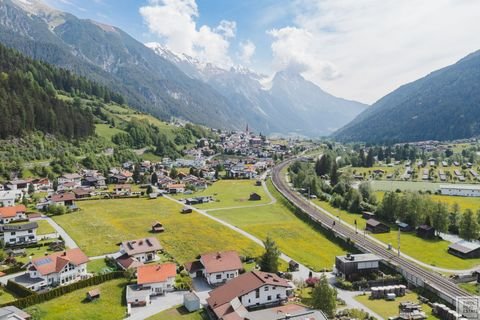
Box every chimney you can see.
[216,252,221,259]
[62,251,67,256]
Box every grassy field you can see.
[315,201,480,270]
[371,180,443,192]
[208,180,347,271]
[459,282,480,294]
[355,292,438,320]
[95,124,125,141]
[147,306,208,320]
[0,287,17,304]
[36,220,56,235]
[173,179,270,209]
[88,259,112,275]
[25,279,127,320]
[53,198,262,263]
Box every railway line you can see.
[271,159,472,307]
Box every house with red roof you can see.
[185,250,243,285]
[207,271,293,319]
[14,248,89,291]
[0,205,27,224]
[126,263,176,307]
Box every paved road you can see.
[42,217,78,249]
[125,291,185,320]
[271,159,471,306]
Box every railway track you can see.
[271,159,472,304]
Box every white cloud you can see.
[139,0,236,67]
[238,40,256,65]
[268,0,480,103]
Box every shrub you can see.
[305,277,319,288]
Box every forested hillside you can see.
[0,43,122,139]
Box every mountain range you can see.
[333,50,480,143]
[0,0,367,137]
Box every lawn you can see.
[459,282,480,295]
[315,201,480,270]
[173,179,270,209]
[147,306,208,320]
[429,194,480,212]
[208,180,347,271]
[0,287,17,304]
[52,198,262,263]
[36,220,56,235]
[355,292,438,320]
[95,124,125,141]
[25,278,127,320]
[88,259,113,275]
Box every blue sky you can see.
[43,0,480,104]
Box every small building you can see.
[184,292,201,312]
[185,250,243,286]
[0,190,18,207]
[362,211,375,220]
[255,180,262,186]
[396,221,414,232]
[416,225,435,239]
[167,184,186,194]
[181,206,192,214]
[0,306,31,320]
[448,240,480,259]
[50,193,76,208]
[151,222,165,233]
[86,289,100,301]
[335,253,382,281]
[114,184,131,196]
[249,193,262,201]
[288,260,299,272]
[0,205,27,224]
[439,184,480,197]
[365,219,390,233]
[72,188,91,199]
[1,222,38,246]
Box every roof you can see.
[366,218,382,227]
[167,184,186,189]
[114,184,131,190]
[51,193,76,202]
[0,306,31,319]
[0,191,17,200]
[1,222,38,232]
[417,224,434,231]
[201,251,243,274]
[449,240,480,254]
[0,205,26,218]
[207,271,291,310]
[440,184,480,191]
[247,304,328,320]
[137,263,176,285]
[337,253,382,263]
[120,237,162,256]
[30,248,88,276]
[115,254,144,270]
[61,173,82,179]
[184,260,204,273]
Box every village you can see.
[0,128,479,320]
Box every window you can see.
[264,286,269,291]
[28,230,33,233]
[255,289,260,298]
[11,232,15,235]
[267,295,272,301]
[216,274,222,279]
[230,273,234,278]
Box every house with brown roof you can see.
[15,248,89,291]
[185,251,243,285]
[115,237,162,270]
[365,219,390,234]
[126,263,176,307]
[206,271,293,319]
[0,205,27,224]
[113,184,132,196]
[166,183,186,194]
[50,193,76,208]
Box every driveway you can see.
[191,278,212,304]
[125,291,185,320]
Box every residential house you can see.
[185,251,243,285]
[116,237,162,269]
[72,188,91,199]
[0,191,19,207]
[14,248,89,291]
[166,184,185,194]
[366,219,390,233]
[448,240,480,259]
[50,193,76,208]
[126,263,176,307]
[0,205,27,224]
[58,173,82,188]
[206,271,293,319]
[32,178,52,192]
[6,179,32,193]
[114,184,132,196]
[335,253,382,281]
[0,222,38,246]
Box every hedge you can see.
[5,280,36,298]
[2,265,24,275]
[2,271,125,309]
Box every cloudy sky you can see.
[44,0,480,104]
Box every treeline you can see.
[0,43,123,139]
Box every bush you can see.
[305,277,319,288]
[5,280,36,298]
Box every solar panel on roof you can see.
[35,258,52,266]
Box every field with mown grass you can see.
[355,292,438,320]
[95,124,125,141]
[173,179,270,209]
[459,282,480,294]
[0,287,17,304]
[53,198,262,262]
[25,278,127,320]
[147,306,208,320]
[208,180,347,271]
[315,201,480,270]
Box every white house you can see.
[166,184,186,194]
[14,248,89,291]
[0,205,27,224]
[0,190,20,207]
[207,271,293,319]
[116,237,162,269]
[58,173,82,188]
[439,184,480,197]
[185,250,243,285]
[0,222,38,246]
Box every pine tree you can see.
[311,274,337,318]
[459,209,480,241]
[330,162,339,186]
[259,237,280,273]
[151,172,158,186]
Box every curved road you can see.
[272,159,472,306]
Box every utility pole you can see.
[397,228,401,257]
[354,219,357,234]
